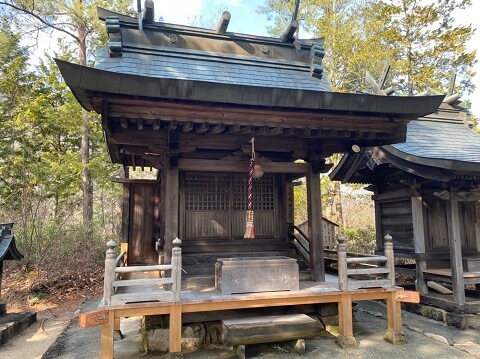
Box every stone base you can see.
[0,302,6,315]
[0,311,37,345]
[383,329,407,344]
[143,322,208,353]
[445,312,480,329]
[335,335,357,348]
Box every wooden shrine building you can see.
[331,99,480,307]
[56,5,445,358]
[56,7,442,280]
[0,223,23,314]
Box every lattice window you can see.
[232,174,275,211]
[185,175,229,211]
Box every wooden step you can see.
[115,265,172,273]
[346,256,387,263]
[113,277,173,288]
[346,268,390,275]
[111,290,174,305]
[347,278,392,290]
[221,314,320,346]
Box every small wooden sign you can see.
[395,290,420,303]
[78,310,110,328]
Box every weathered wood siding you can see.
[459,201,477,250]
[377,199,414,252]
[126,183,160,265]
[424,197,449,250]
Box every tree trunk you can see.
[78,30,93,234]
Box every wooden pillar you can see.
[336,293,356,348]
[306,166,325,282]
[384,291,406,344]
[411,194,428,295]
[446,194,466,305]
[169,304,183,355]
[164,167,179,263]
[100,310,115,359]
[121,184,130,264]
[337,236,348,291]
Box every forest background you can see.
[0,0,477,307]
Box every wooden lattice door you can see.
[183,173,276,240]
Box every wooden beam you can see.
[153,119,161,131]
[137,119,144,130]
[280,19,299,42]
[178,159,309,174]
[110,129,168,146]
[395,290,420,303]
[384,291,406,344]
[240,125,253,134]
[120,116,128,129]
[208,123,225,134]
[307,165,325,282]
[254,126,269,136]
[411,193,428,295]
[169,305,183,354]
[103,97,403,133]
[446,194,466,305]
[182,121,193,132]
[268,127,283,136]
[163,167,179,263]
[336,294,356,347]
[168,120,178,131]
[215,11,231,34]
[228,124,241,134]
[100,310,115,359]
[101,101,113,135]
[195,123,209,134]
[79,310,110,328]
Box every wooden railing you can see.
[102,238,182,306]
[290,225,310,264]
[337,234,395,291]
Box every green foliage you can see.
[341,226,376,254]
[380,0,476,95]
[258,0,476,94]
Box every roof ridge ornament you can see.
[106,16,122,57]
[366,59,394,96]
[310,44,325,79]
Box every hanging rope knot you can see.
[244,138,256,239]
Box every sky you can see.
[153,0,480,118]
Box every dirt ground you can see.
[0,297,83,359]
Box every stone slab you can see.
[0,311,37,345]
[222,314,320,346]
[215,256,299,295]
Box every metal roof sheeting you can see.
[94,47,332,92]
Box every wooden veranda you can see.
[79,236,419,358]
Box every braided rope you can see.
[248,158,254,211]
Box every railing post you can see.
[171,237,182,301]
[384,234,395,287]
[337,236,348,291]
[103,240,117,306]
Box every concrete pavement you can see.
[41,298,480,358]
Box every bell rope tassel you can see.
[244,157,255,239]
